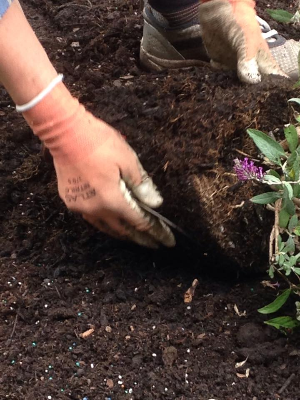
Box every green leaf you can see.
[268,265,275,278]
[287,151,297,168]
[278,254,285,266]
[268,169,281,179]
[293,267,300,275]
[282,182,296,215]
[282,196,295,216]
[294,226,300,236]
[284,125,299,153]
[266,9,294,23]
[247,129,285,166]
[284,262,292,276]
[263,174,282,184]
[283,182,294,200]
[289,98,300,106]
[292,160,300,181]
[288,254,300,267]
[288,214,298,232]
[289,255,300,267]
[283,236,295,254]
[294,160,300,180]
[251,192,282,205]
[264,316,300,330]
[293,183,300,198]
[279,209,290,228]
[258,289,291,314]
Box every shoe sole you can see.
[140,19,208,72]
[140,40,208,71]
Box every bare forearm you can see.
[0,0,57,105]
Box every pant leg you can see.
[148,0,199,13]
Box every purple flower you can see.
[233,158,265,181]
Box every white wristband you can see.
[15,74,64,113]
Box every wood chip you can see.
[289,349,300,356]
[235,356,248,369]
[236,368,250,378]
[261,280,278,290]
[197,333,206,339]
[184,279,199,303]
[106,378,114,388]
[234,304,246,317]
[119,75,134,80]
[79,325,95,339]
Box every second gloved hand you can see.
[199,0,287,84]
[23,82,175,248]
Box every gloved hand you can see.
[23,82,175,248]
[199,0,287,83]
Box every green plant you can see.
[266,9,300,24]
[234,99,300,331]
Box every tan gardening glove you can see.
[199,0,287,83]
[23,82,175,248]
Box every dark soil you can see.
[1,1,300,399]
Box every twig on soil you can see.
[54,284,62,299]
[266,204,275,212]
[234,148,260,162]
[230,201,245,209]
[184,279,199,303]
[278,373,295,394]
[79,324,95,339]
[10,311,19,339]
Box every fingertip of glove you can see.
[164,232,176,248]
[133,178,163,208]
[238,59,261,84]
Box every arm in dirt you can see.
[0,0,175,248]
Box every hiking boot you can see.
[140,4,300,80]
[140,4,209,71]
[257,16,300,80]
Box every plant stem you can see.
[272,264,299,290]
